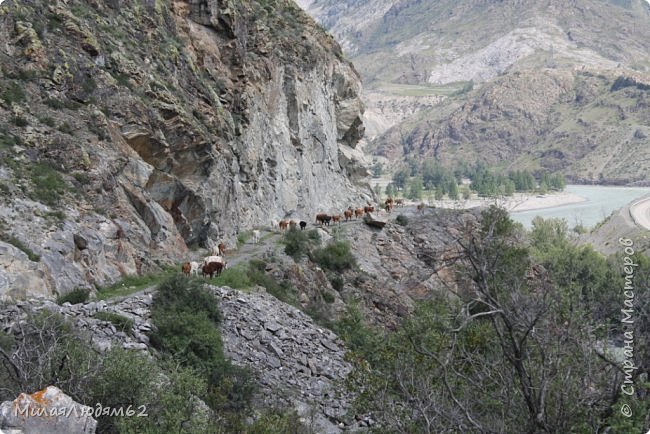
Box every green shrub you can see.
[39,116,56,127]
[395,214,408,226]
[1,81,25,104]
[310,240,355,272]
[329,275,344,291]
[93,311,134,334]
[322,291,335,303]
[248,409,310,434]
[57,288,90,305]
[154,275,221,323]
[12,116,28,127]
[58,122,73,134]
[283,228,320,261]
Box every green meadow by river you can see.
[510,185,650,229]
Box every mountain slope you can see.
[0,0,370,299]
[298,0,650,180]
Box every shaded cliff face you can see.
[0,0,370,299]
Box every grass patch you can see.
[93,311,133,334]
[57,287,90,305]
[0,234,40,261]
[237,231,251,247]
[96,267,178,300]
[30,163,66,206]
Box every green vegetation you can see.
[282,228,320,261]
[390,159,566,200]
[30,162,67,206]
[395,214,408,226]
[310,240,356,273]
[93,311,134,334]
[1,81,25,104]
[56,288,90,305]
[339,207,649,433]
[96,267,177,300]
[0,233,40,261]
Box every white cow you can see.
[203,255,224,266]
[190,261,200,276]
[252,229,261,244]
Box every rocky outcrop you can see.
[0,386,97,434]
[0,0,371,299]
[0,283,362,432]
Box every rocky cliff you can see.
[0,0,371,299]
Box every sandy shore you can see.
[394,191,588,212]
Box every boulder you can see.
[0,386,97,434]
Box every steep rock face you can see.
[0,0,370,299]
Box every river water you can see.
[510,185,650,229]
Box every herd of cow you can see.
[182,198,427,279]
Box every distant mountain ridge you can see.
[297,0,650,182]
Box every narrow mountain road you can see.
[629,195,650,230]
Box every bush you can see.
[1,81,25,104]
[248,409,310,434]
[283,228,320,261]
[93,311,134,334]
[57,287,90,305]
[395,214,408,226]
[12,116,28,127]
[310,240,356,273]
[330,275,344,291]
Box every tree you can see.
[447,178,459,200]
[407,176,424,200]
[372,163,383,177]
[374,183,382,198]
[385,183,396,199]
[434,187,444,201]
[392,169,409,190]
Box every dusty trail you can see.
[629,195,650,230]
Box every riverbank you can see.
[404,191,587,212]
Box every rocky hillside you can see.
[297,0,650,180]
[0,0,372,299]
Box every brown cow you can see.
[316,213,329,225]
[218,242,226,256]
[385,202,393,213]
[364,206,375,214]
[417,203,425,213]
[344,209,353,221]
[279,220,289,230]
[202,261,224,278]
[332,215,341,224]
[289,220,297,229]
[354,208,364,219]
[181,262,191,276]
[396,198,404,207]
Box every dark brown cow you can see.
[202,261,224,278]
[332,215,341,224]
[218,242,226,256]
[344,209,353,221]
[316,213,329,225]
[181,262,191,276]
[395,198,404,207]
[417,203,425,213]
